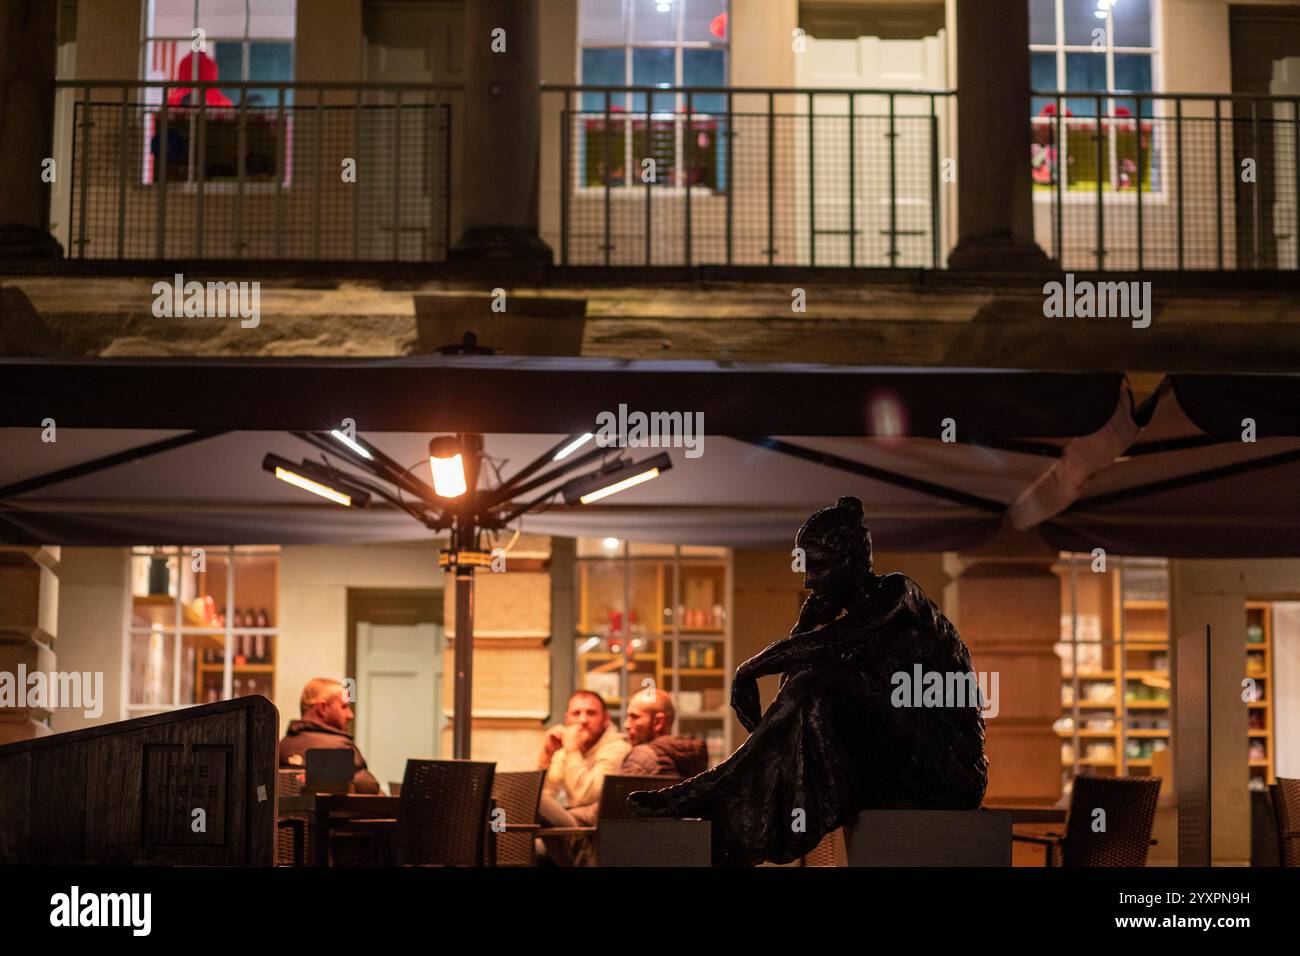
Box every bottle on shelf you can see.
[234,634,248,666]
[233,677,243,698]
[254,633,267,664]
[233,608,244,629]
[256,607,270,628]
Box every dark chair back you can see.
[1062,775,1161,866]
[397,759,495,866]
[598,774,684,821]
[487,769,547,866]
[1273,778,1300,867]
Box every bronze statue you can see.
[628,496,988,866]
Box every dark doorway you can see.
[1230,5,1300,268]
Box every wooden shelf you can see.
[198,663,274,673]
[1245,602,1275,785]
[671,667,725,677]
[133,594,206,627]
[1124,700,1171,709]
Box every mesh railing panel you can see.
[68,93,451,261]
[1033,96,1299,271]
[558,90,953,268]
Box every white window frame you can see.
[576,0,729,195]
[1030,0,1166,202]
[139,0,296,190]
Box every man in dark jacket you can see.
[621,688,708,778]
[278,677,381,794]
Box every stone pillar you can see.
[0,547,60,743]
[944,551,1061,806]
[946,0,1049,271]
[452,0,552,261]
[0,0,62,259]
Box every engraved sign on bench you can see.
[142,743,232,846]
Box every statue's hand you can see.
[731,662,761,733]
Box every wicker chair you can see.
[801,828,842,867]
[486,769,546,866]
[1272,778,1300,867]
[275,768,307,867]
[396,759,496,866]
[1014,775,1161,866]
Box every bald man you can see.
[278,677,380,794]
[621,688,708,778]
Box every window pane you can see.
[683,0,727,43]
[130,630,177,706]
[632,47,675,112]
[212,39,243,109]
[1065,51,1105,115]
[198,0,247,38]
[248,40,294,110]
[580,0,626,42]
[683,47,724,111]
[632,0,678,42]
[1029,0,1056,45]
[1112,0,1151,47]
[581,47,626,110]
[1114,53,1153,99]
[150,0,197,37]
[1031,50,1058,115]
[248,0,296,40]
[1063,0,1106,46]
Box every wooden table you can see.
[280,793,401,867]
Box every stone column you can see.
[946,0,1049,271]
[0,0,62,259]
[452,0,552,261]
[0,547,60,743]
[944,550,1062,806]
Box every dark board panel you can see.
[1175,626,1211,867]
[0,696,278,866]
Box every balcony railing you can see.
[1032,91,1299,271]
[56,80,457,262]
[544,85,957,269]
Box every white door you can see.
[795,33,948,267]
[355,621,443,793]
[360,1,465,258]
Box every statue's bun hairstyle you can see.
[836,496,865,520]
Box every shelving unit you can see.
[126,546,280,718]
[575,540,732,768]
[1245,602,1275,790]
[1057,555,1170,785]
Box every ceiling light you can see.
[562,453,672,505]
[553,433,594,461]
[262,453,369,508]
[603,536,621,550]
[329,429,374,460]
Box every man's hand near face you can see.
[537,725,565,770]
[562,722,595,753]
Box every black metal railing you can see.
[544,84,957,268]
[1032,90,1299,270]
[59,80,457,261]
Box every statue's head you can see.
[795,496,873,597]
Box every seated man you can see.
[278,677,381,795]
[535,690,631,865]
[621,688,708,778]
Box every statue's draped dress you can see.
[635,572,989,866]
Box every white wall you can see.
[52,548,128,733]
[1272,602,1300,778]
[277,541,445,736]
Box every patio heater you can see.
[262,430,671,758]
